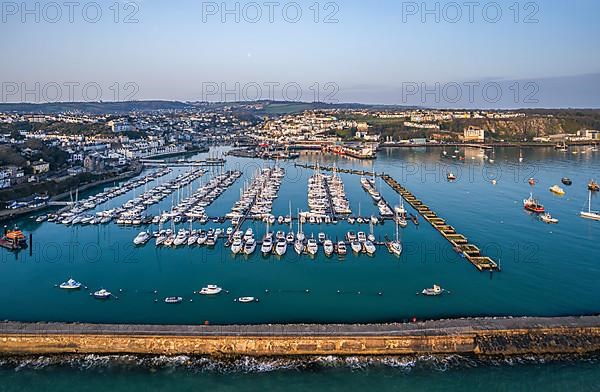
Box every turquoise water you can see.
[0,355,599,391]
[0,146,599,324]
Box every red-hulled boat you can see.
[523,193,545,213]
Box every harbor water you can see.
[0,146,599,325]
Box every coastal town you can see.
[2,104,600,216]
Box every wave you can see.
[1,353,598,373]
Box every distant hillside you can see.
[0,101,193,114]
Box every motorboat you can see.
[357,232,367,242]
[549,185,565,196]
[274,238,287,256]
[447,172,457,181]
[306,238,318,256]
[336,241,347,256]
[231,238,244,255]
[588,180,600,192]
[261,237,273,255]
[286,232,295,243]
[421,285,444,296]
[294,239,304,255]
[235,297,258,303]
[133,231,151,246]
[164,297,183,304]
[244,238,256,254]
[205,235,216,247]
[528,178,536,186]
[540,213,559,224]
[523,193,545,213]
[350,240,362,254]
[561,177,572,186]
[363,240,376,255]
[346,231,356,241]
[318,232,326,243]
[243,228,254,241]
[92,289,111,299]
[59,278,82,290]
[323,239,334,256]
[199,285,222,295]
[387,240,402,256]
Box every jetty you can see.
[294,163,499,271]
[1,316,599,356]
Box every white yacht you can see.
[59,278,82,290]
[323,239,334,256]
[364,240,376,255]
[275,238,287,256]
[133,231,151,246]
[235,297,258,303]
[92,289,111,299]
[197,230,208,245]
[294,239,304,255]
[357,231,367,242]
[306,238,318,256]
[231,238,244,255]
[337,241,347,256]
[286,231,295,243]
[244,238,256,255]
[261,237,273,255]
[199,285,222,295]
[350,240,362,254]
[243,228,254,241]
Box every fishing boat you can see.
[231,238,243,255]
[540,213,559,224]
[59,278,82,290]
[199,285,222,295]
[549,185,566,196]
[561,177,573,186]
[523,193,545,213]
[92,289,111,299]
[323,239,334,256]
[336,241,347,256]
[244,238,257,255]
[133,231,151,246]
[274,238,287,256]
[588,180,600,192]
[164,297,183,304]
[235,297,258,303]
[306,238,319,256]
[581,190,600,220]
[421,284,444,296]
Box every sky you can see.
[1,0,599,108]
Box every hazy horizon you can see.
[1,0,599,108]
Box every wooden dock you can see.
[294,163,499,272]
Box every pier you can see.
[294,163,499,271]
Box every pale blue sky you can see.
[1,0,599,107]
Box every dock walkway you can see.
[294,163,499,271]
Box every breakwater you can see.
[1,316,599,357]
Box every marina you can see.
[0,146,599,325]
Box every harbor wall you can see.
[1,317,599,357]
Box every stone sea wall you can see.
[1,317,599,357]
